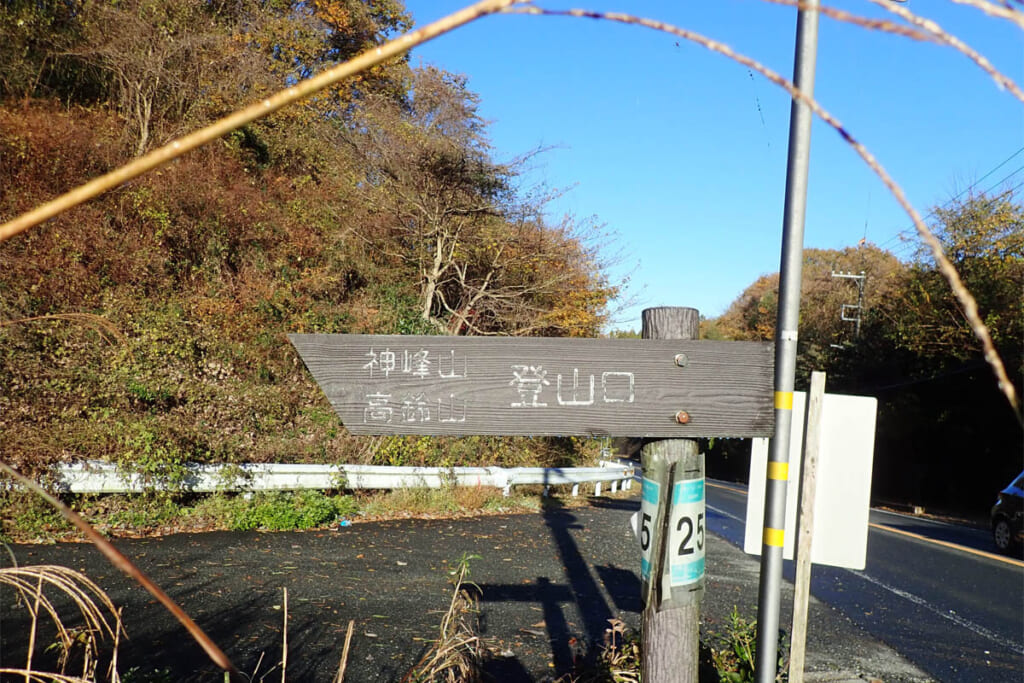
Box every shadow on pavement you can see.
[593,563,641,613]
[476,493,637,680]
[542,494,616,675]
[587,496,641,512]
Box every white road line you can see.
[850,570,1024,655]
[708,485,1022,655]
[707,503,744,524]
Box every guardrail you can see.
[55,460,638,497]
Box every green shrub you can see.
[2,491,72,538]
[227,491,357,531]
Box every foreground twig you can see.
[0,463,243,681]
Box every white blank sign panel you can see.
[743,391,877,570]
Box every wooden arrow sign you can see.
[289,334,774,438]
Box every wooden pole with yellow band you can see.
[754,0,821,679]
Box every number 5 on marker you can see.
[639,477,660,582]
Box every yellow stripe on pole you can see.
[774,391,793,410]
[767,462,789,481]
[763,527,785,547]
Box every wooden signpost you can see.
[289,333,774,438]
[290,317,774,683]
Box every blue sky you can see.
[401,0,1023,330]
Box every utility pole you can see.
[831,271,866,339]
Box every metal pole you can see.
[755,0,820,681]
[854,272,866,339]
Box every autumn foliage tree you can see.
[0,0,618,480]
[857,192,1023,510]
[350,65,616,337]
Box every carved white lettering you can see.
[602,372,635,403]
[400,393,431,423]
[556,369,595,406]
[437,395,468,423]
[364,392,393,423]
[510,365,549,407]
[438,350,467,379]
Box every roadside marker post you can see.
[789,371,826,683]
[743,376,878,681]
[638,307,704,683]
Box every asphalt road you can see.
[1,492,930,682]
[706,481,1024,683]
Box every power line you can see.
[962,147,1024,195]
[866,360,988,393]
[880,175,1024,263]
[874,146,1024,252]
[981,163,1024,196]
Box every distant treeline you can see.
[702,219,1022,516]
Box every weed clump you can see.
[0,564,124,681]
[706,606,789,683]
[403,553,484,683]
[225,491,358,531]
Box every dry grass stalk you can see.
[0,670,95,682]
[951,0,1024,29]
[761,0,936,40]
[514,5,1020,417]
[0,564,124,681]
[333,620,356,683]
[0,462,244,681]
[763,0,1023,104]
[867,0,1024,103]
[402,555,484,683]
[280,587,288,683]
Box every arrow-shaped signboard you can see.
[292,335,770,440]
[290,334,773,438]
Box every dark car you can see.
[991,470,1024,554]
